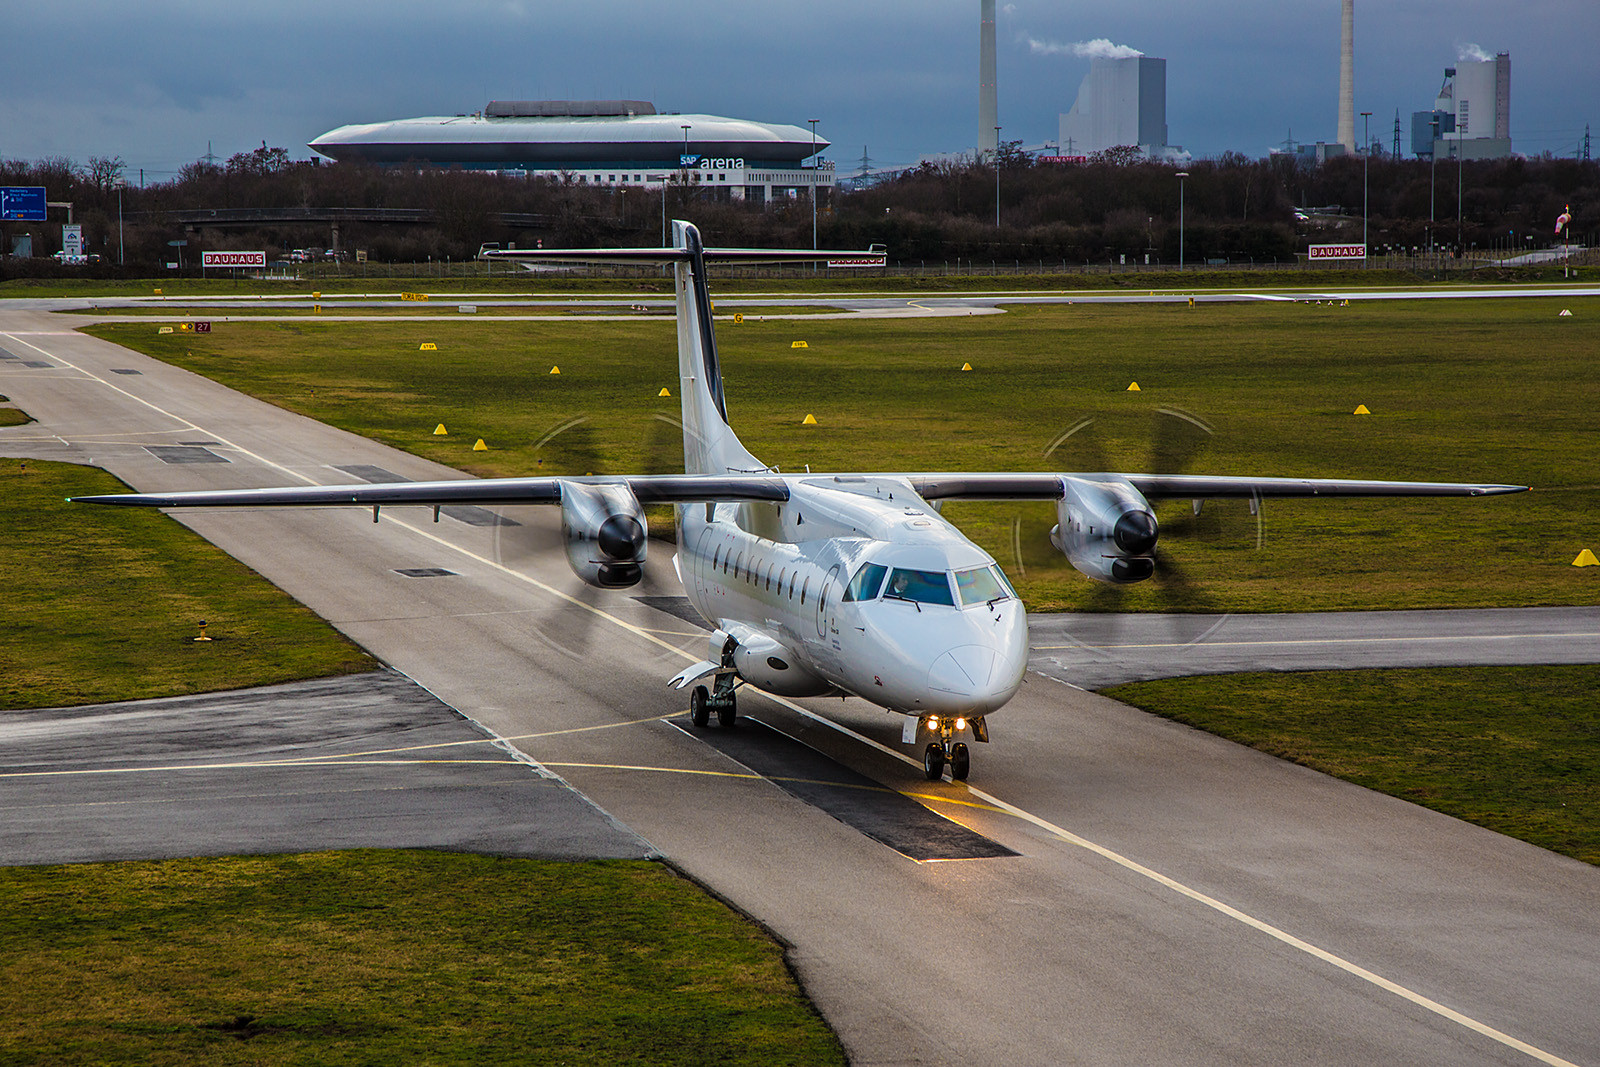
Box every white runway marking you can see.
[1034,630,1600,651]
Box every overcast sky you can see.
[2,0,1594,181]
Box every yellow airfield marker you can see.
[153,288,162,295]
[1560,309,1573,317]
[419,342,437,351]
[1188,297,1195,307]
[311,291,321,299]
[802,413,818,425]
[158,326,174,334]
[733,313,744,324]
[961,362,973,371]
[473,439,488,451]
[791,340,809,348]
[1353,404,1371,415]
[313,305,321,314]
[659,387,672,397]
[1574,549,1599,567]
[433,424,448,436]
[1127,382,1141,392]
[549,366,561,375]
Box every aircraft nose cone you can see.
[928,644,998,697]
[597,514,645,559]
[1113,510,1158,555]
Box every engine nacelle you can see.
[559,480,647,588]
[1050,475,1159,584]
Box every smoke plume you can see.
[1025,36,1143,60]
[1457,43,1494,62]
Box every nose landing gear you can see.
[920,717,973,781]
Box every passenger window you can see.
[789,572,797,598]
[735,551,744,579]
[801,577,808,605]
[714,546,722,570]
[842,562,888,602]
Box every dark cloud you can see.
[1,0,1593,175]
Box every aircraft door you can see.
[815,563,841,641]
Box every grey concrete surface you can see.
[0,670,651,866]
[1030,606,1600,689]
[1,307,1597,1067]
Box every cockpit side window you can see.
[842,562,888,603]
[955,565,1012,606]
[883,567,956,606]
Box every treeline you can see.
[1,144,1595,273]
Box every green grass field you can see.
[1105,666,1600,865]
[85,295,1599,614]
[0,851,844,1066]
[0,460,372,709]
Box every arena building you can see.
[309,100,833,205]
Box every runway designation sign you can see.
[201,251,266,268]
[1308,244,1367,261]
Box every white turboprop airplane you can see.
[76,221,1528,781]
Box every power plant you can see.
[1057,54,1175,160]
[1411,53,1512,160]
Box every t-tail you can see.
[669,221,765,476]
[487,221,867,477]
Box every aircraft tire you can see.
[690,686,710,728]
[950,742,971,781]
[716,692,737,729]
[923,743,945,781]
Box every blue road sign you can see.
[1,187,47,222]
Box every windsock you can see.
[1555,206,1573,235]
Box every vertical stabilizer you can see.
[672,221,766,476]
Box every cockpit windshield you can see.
[883,567,956,606]
[843,562,888,602]
[954,565,1015,606]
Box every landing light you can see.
[954,717,967,732]
[926,716,940,731]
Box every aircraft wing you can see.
[905,473,1530,501]
[72,473,791,509]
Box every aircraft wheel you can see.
[950,742,971,782]
[716,691,737,729]
[923,743,945,781]
[690,686,710,728]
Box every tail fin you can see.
[486,223,863,474]
[671,221,764,475]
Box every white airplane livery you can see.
[77,221,1528,781]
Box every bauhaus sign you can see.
[201,251,266,268]
[1307,244,1367,260]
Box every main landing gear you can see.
[689,676,738,730]
[921,717,973,782]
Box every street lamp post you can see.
[994,126,1002,227]
[1175,171,1189,269]
[808,118,820,251]
[1360,111,1372,262]
[116,181,125,266]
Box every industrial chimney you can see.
[979,0,998,158]
[1338,0,1355,151]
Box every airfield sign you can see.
[1308,243,1367,261]
[1,186,47,221]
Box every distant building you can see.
[1057,56,1179,160]
[310,100,832,205]
[1411,54,1511,160]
